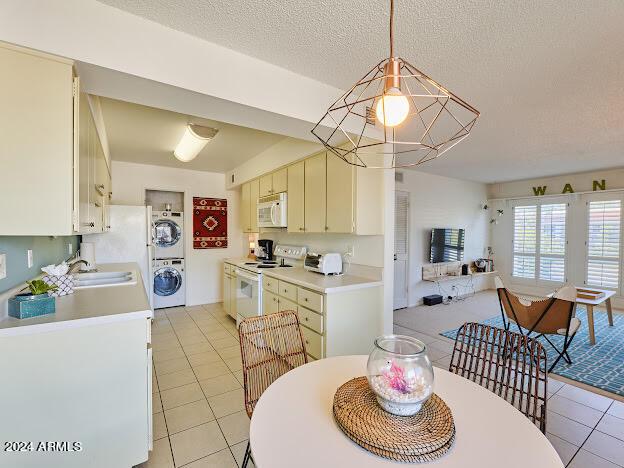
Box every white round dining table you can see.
[250,355,563,468]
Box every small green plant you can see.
[25,280,58,296]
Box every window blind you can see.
[587,200,621,289]
[513,205,537,278]
[539,203,566,282]
[394,191,409,256]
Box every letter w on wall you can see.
[533,186,547,196]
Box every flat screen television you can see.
[430,228,465,263]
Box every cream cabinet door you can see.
[272,168,288,194]
[304,153,327,233]
[77,92,92,233]
[326,154,354,233]
[0,44,74,235]
[263,291,279,315]
[223,273,231,317]
[241,182,251,233]
[287,161,305,233]
[250,178,260,233]
[259,174,273,197]
[229,275,237,319]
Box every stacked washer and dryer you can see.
[152,210,186,309]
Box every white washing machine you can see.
[152,211,184,259]
[153,259,186,309]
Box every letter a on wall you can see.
[562,183,574,194]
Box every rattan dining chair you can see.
[495,276,578,372]
[238,310,308,468]
[449,322,548,433]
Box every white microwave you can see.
[257,193,287,228]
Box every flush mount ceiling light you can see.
[311,0,480,169]
[174,124,218,162]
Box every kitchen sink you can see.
[73,271,136,289]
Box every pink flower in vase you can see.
[383,361,410,394]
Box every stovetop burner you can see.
[257,264,277,269]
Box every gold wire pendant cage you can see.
[311,57,480,169]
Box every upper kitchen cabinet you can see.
[0,42,75,235]
[326,153,354,233]
[287,161,305,233]
[0,42,111,235]
[304,153,327,233]
[259,168,288,197]
[240,179,260,233]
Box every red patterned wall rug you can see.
[193,197,228,249]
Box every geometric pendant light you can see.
[311,0,480,169]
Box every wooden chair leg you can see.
[586,305,595,345]
[607,298,614,327]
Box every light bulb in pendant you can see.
[376,87,409,127]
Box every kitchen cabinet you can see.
[223,264,237,320]
[272,168,288,194]
[240,180,260,233]
[287,161,305,233]
[263,290,279,315]
[326,153,354,233]
[0,42,111,235]
[250,178,260,232]
[259,174,273,198]
[304,153,327,233]
[0,308,152,467]
[262,272,382,361]
[259,168,288,197]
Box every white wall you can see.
[112,161,244,306]
[395,170,492,307]
[487,167,624,307]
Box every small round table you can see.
[250,355,563,468]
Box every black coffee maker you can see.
[255,239,274,262]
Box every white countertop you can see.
[0,263,152,337]
[262,267,382,294]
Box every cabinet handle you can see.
[96,184,105,190]
[273,297,277,302]
[304,298,308,302]
[305,340,309,345]
[325,226,329,231]
[82,222,95,228]
[299,227,304,231]
[95,202,101,208]
[305,317,309,321]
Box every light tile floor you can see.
[140,303,254,468]
[394,290,624,468]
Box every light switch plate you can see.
[27,249,33,268]
[0,254,6,280]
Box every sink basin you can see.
[74,271,136,289]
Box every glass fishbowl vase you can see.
[367,335,434,416]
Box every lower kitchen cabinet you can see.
[0,316,152,468]
[223,264,237,320]
[261,274,382,360]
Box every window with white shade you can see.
[586,200,621,289]
[513,205,537,279]
[539,204,567,282]
[513,203,567,282]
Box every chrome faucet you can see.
[69,260,94,273]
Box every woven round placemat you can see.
[333,377,455,463]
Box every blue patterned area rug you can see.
[440,306,624,397]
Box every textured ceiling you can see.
[99,97,286,172]
[96,0,624,182]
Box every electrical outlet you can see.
[0,254,6,280]
[68,243,73,255]
[27,249,33,268]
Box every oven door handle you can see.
[234,268,259,283]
